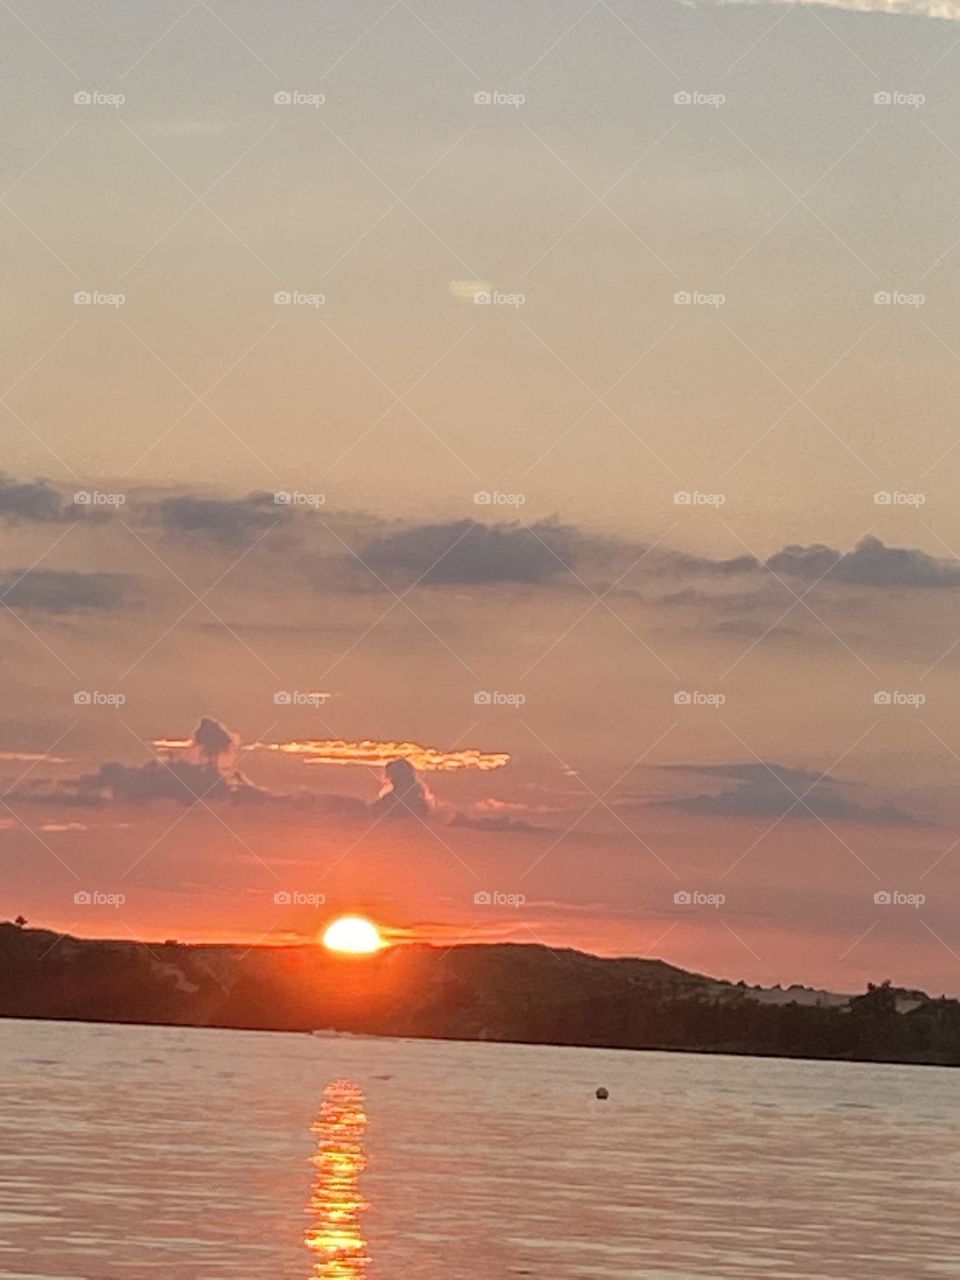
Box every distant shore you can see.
[3,922,958,1068]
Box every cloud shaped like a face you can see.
[768,536,960,589]
[376,758,433,819]
[0,570,132,612]
[649,761,922,827]
[360,520,581,585]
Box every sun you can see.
[322,915,385,954]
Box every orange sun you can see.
[322,915,385,954]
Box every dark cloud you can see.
[0,570,132,612]
[0,476,69,523]
[448,811,554,835]
[192,716,238,767]
[646,761,922,828]
[767,536,960,589]
[375,758,433,819]
[360,520,583,585]
[153,493,287,546]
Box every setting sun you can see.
[322,916,385,955]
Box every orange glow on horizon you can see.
[322,916,385,954]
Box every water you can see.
[0,1019,958,1279]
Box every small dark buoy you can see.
[595,1086,609,1100]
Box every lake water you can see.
[0,1018,958,1279]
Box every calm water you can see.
[0,1019,958,1279]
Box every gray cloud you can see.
[360,520,584,585]
[153,493,288,546]
[0,476,69,523]
[0,570,132,612]
[767,536,960,589]
[646,761,922,827]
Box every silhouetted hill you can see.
[2,922,959,1066]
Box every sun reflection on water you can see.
[305,1079,371,1277]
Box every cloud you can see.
[647,761,922,827]
[0,476,69,523]
[360,520,583,585]
[0,570,132,612]
[767,536,960,589]
[153,493,288,546]
[245,737,510,772]
[711,0,960,19]
[448,811,554,835]
[375,758,434,819]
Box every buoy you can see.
[595,1086,609,1100]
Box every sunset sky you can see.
[5,0,960,994]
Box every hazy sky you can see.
[4,0,960,995]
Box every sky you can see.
[4,0,960,995]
